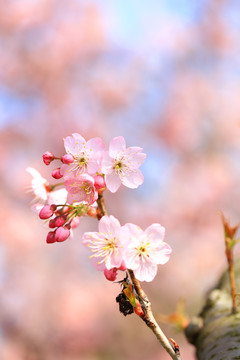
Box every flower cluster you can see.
[82,215,171,282]
[27,134,172,282]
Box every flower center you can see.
[114,159,126,175]
[88,235,119,264]
[136,241,150,260]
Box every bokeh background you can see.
[1,0,240,359]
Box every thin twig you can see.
[225,237,237,313]
[96,194,183,359]
[128,270,182,360]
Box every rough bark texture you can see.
[185,259,240,360]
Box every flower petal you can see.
[145,223,165,242]
[64,133,85,155]
[105,172,122,193]
[134,261,158,282]
[98,215,121,234]
[109,136,126,157]
[120,169,144,189]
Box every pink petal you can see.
[86,137,106,153]
[152,243,172,265]
[98,215,121,234]
[105,250,123,270]
[145,224,165,242]
[105,172,122,193]
[64,133,85,155]
[125,147,146,167]
[134,262,158,282]
[109,136,126,157]
[120,169,144,189]
[101,152,114,174]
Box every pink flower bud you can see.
[50,204,57,211]
[49,218,56,228]
[39,205,54,219]
[54,215,67,227]
[52,168,63,179]
[104,268,118,281]
[70,217,80,229]
[55,226,70,242]
[94,175,106,192]
[46,231,56,244]
[43,151,54,165]
[87,207,97,217]
[61,154,74,164]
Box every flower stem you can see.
[225,238,237,313]
[128,270,182,360]
[96,194,183,359]
[96,193,108,218]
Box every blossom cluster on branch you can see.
[27,134,171,282]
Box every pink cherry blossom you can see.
[26,167,49,201]
[82,215,127,270]
[64,174,98,205]
[26,167,68,214]
[60,133,105,178]
[101,136,146,193]
[123,223,172,282]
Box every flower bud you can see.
[104,268,118,281]
[87,207,97,217]
[52,168,63,179]
[54,215,67,227]
[43,152,54,165]
[70,217,80,229]
[39,205,54,219]
[49,218,56,228]
[61,154,74,164]
[55,226,70,242]
[46,231,56,244]
[94,175,106,192]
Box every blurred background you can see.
[1,0,240,359]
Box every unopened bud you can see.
[43,151,54,165]
[39,205,54,219]
[70,217,80,229]
[46,231,56,244]
[94,175,106,192]
[104,268,118,281]
[54,215,67,227]
[49,218,56,228]
[55,226,70,242]
[61,154,74,164]
[87,207,97,217]
[52,168,63,179]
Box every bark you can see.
[185,259,240,360]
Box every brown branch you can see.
[128,269,182,360]
[96,193,183,360]
[225,238,237,313]
[96,193,108,219]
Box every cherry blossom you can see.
[64,174,98,205]
[26,167,49,201]
[123,223,172,282]
[26,167,68,213]
[101,136,146,193]
[82,215,127,270]
[60,133,105,178]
